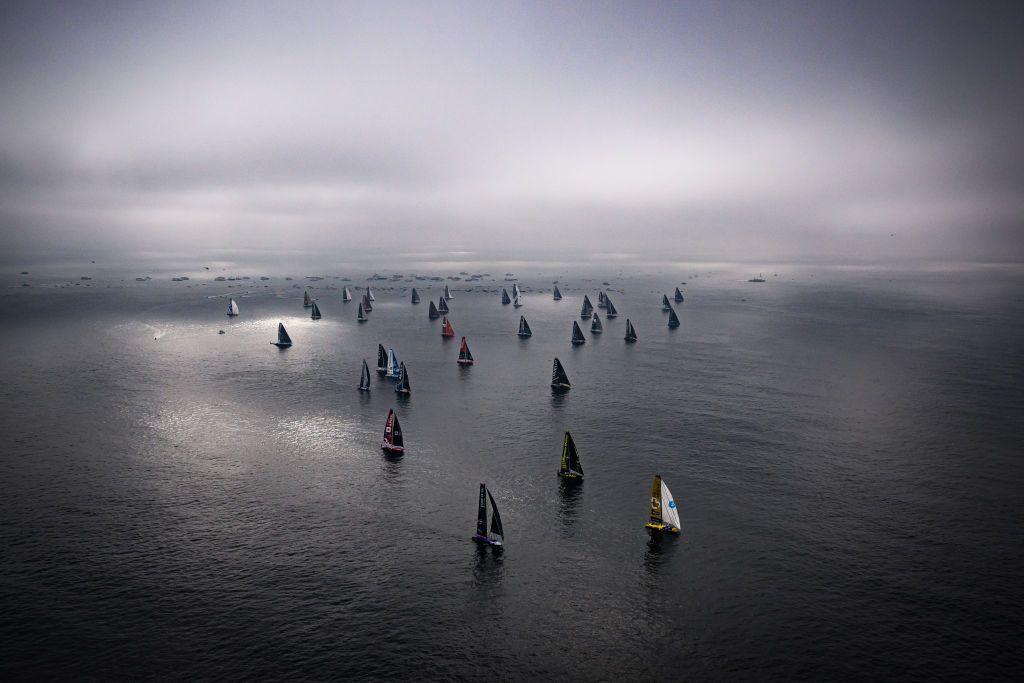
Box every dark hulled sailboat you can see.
[381,409,404,454]
[358,359,371,391]
[571,320,586,345]
[591,313,603,334]
[437,297,449,314]
[517,316,532,338]
[411,288,421,304]
[394,362,411,394]
[557,431,584,480]
[457,337,474,365]
[674,287,684,302]
[428,300,440,319]
[551,358,571,390]
[580,295,593,319]
[310,302,322,320]
[553,285,562,301]
[501,288,511,305]
[376,344,388,374]
[272,322,292,348]
[667,306,680,328]
[473,483,504,546]
[604,296,618,318]
[624,319,638,343]
[441,317,455,337]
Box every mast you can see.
[501,288,511,305]
[428,300,440,319]
[553,285,562,301]
[591,312,603,334]
[580,295,593,318]
[359,359,371,391]
[377,344,388,373]
[311,302,322,320]
[551,358,571,389]
[667,306,680,328]
[571,320,586,345]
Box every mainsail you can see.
[553,285,562,301]
[501,288,511,305]
[438,297,449,314]
[411,288,420,304]
[273,322,292,347]
[303,290,312,308]
[624,319,637,342]
[394,362,410,394]
[458,337,474,365]
[551,357,570,389]
[441,317,455,337]
[558,431,584,479]
[674,287,684,302]
[381,409,404,453]
[359,359,371,391]
[343,286,352,302]
[604,296,617,318]
[580,295,593,318]
[428,300,440,319]
[310,302,322,320]
[518,316,532,338]
[571,320,586,345]
[591,313,603,334]
[667,306,680,328]
[377,344,388,374]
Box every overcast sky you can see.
[1,0,1022,264]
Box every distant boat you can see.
[310,302,322,320]
[512,289,523,308]
[303,290,313,308]
[604,296,618,318]
[358,359,371,391]
[580,295,593,319]
[376,344,388,374]
[357,302,367,322]
[458,337,474,365]
[624,319,638,343]
[518,315,532,338]
[644,474,680,533]
[272,322,292,348]
[428,300,440,319]
[571,320,586,345]
[553,285,562,301]
[591,312,603,334]
[386,348,401,378]
[473,483,504,546]
[597,291,606,309]
[551,357,571,389]
[673,287,684,302]
[381,409,404,454]
[227,298,239,317]
[437,297,450,314]
[362,294,373,312]
[667,306,680,328]
[748,274,766,283]
[444,284,453,299]
[394,362,411,394]
[661,294,671,311]
[366,287,375,301]
[342,287,352,302]
[557,431,584,480]
[411,288,420,304]
[441,316,455,337]
[501,288,511,305]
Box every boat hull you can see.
[271,342,292,348]
[551,383,571,390]
[517,333,531,338]
[571,340,585,345]
[644,522,680,534]
[558,471,582,480]
[381,443,404,454]
[472,535,502,546]
[457,359,474,365]
[395,388,410,395]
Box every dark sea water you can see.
[2,264,1022,679]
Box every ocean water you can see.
[1,264,1022,679]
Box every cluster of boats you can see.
[225,279,688,542]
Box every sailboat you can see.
[571,320,586,345]
[624,319,638,343]
[667,306,680,328]
[512,289,523,308]
[303,290,313,308]
[394,362,411,394]
[597,291,606,309]
[512,282,520,299]
[357,302,367,322]
[381,409,404,454]
[673,287,684,302]
[557,431,584,480]
[342,286,352,302]
[411,288,420,304]
[517,316,532,338]
[553,285,562,301]
[473,483,504,546]
[444,284,453,299]
[661,294,671,311]
[386,348,401,378]
[644,474,681,533]
[604,296,618,318]
[376,344,388,374]
[457,337,474,365]
[428,300,440,319]
[437,297,450,314]
[227,298,239,317]
[590,312,603,334]
[501,288,511,305]
[441,317,455,337]
[551,358,571,389]
[362,294,373,312]
[271,322,292,348]
[358,359,371,391]
[366,287,375,301]
[580,295,593,319]
[310,302,322,320]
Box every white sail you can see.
[387,349,397,376]
[228,299,239,315]
[367,287,375,301]
[661,480,681,529]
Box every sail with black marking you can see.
[411,288,420,304]
[518,316,532,338]
[387,348,400,377]
[458,337,474,364]
[604,296,617,318]
[476,484,488,539]
[444,284,452,300]
[227,298,239,316]
[438,297,449,314]
[512,289,522,307]
[395,362,410,394]
[624,319,637,342]
[343,287,352,302]
[366,287,375,302]
[377,344,388,373]
[558,431,584,478]
[551,357,570,388]
[553,285,562,301]
[591,313,603,334]
[668,306,680,328]
[580,295,593,318]
[512,283,520,300]
[428,300,440,319]
[674,287,684,302]
[571,320,586,345]
[501,288,511,305]
[303,290,312,308]
[359,359,371,391]
[662,294,671,311]
[311,302,322,320]
[381,409,404,452]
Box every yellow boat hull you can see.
[645,522,680,533]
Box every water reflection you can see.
[642,532,679,576]
[557,479,583,527]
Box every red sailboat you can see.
[457,337,474,365]
[441,316,455,337]
[381,409,404,454]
